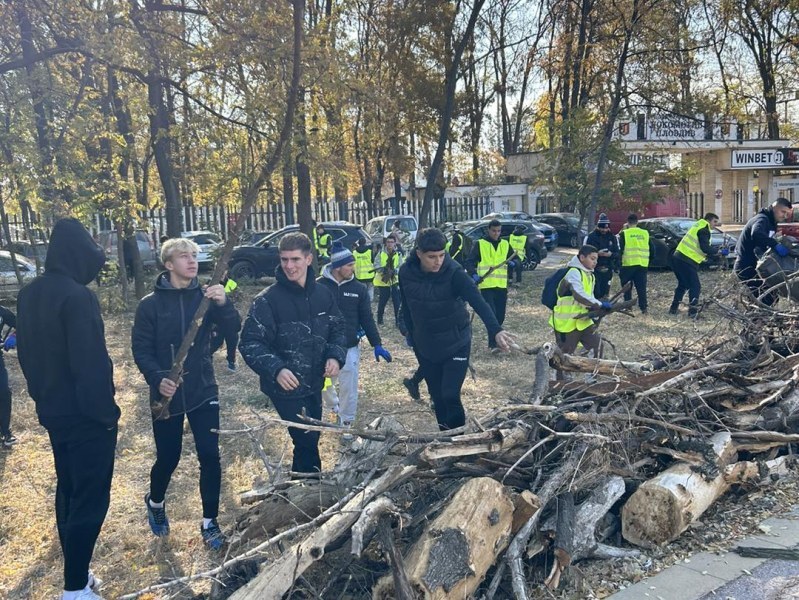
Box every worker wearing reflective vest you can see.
[313,224,332,263]
[618,213,652,314]
[211,273,242,371]
[353,237,375,301]
[670,213,723,317]
[508,226,527,284]
[465,220,515,351]
[445,228,465,265]
[373,235,403,326]
[549,246,611,374]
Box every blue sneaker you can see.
[201,519,226,550]
[144,493,169,537]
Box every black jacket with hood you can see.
[239,266,347,400]
[317,264,381,349]
[132,271,241,416]
[734,207,779,276]
[16,218,120,436]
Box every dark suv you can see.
[457,219,547,270]
[229,222,371,280]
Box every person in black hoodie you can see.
[399,228,513,431]
[132,237,240,550]
[318,243,391,436]
[734,197,792,304]
[239,232,346,473]
[0,304,17,448]
[584,213,619,300]
[17,218,120,600]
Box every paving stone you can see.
[606,565,726,600]
[757,516,799,546]
[679,550,765,581]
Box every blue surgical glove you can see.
[775,244,790,257]
[374,345,392,363]
[507,260,516,268]
[720,248,730,257]
[3,332,15,351]
[471,273,481,283]
[600,301,613,311]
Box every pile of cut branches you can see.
[122,282,799,600]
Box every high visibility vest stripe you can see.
[675,219,709,264]
[509,234,527,261]
[224,279,238,293]
[477,239,510,290]
[354,249,374,280]
[549,268,595,333]
[621,227,650,267]
[374,251,403,287]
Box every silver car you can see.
[181,230,223,266]
[96,230,158,267]
[0,251,36,298]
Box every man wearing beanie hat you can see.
[318,242,391,438]
[585,213,619,299]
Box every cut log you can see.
[229,465,417,600]
[549,344,651,375]
[419,425,529,463]
[544,492,575,590]
[511,491,541,535]
[372,477,514,600]
[621,433,736,548]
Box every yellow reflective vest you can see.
[224,278,238,293]
[549,268,595,333]
[446,231,465,260]
[313,230,331,258]
[476,238,510,290]
[509,233,527,261]
[621,226,650,267]
[675,219,709,265]
[354,248,374,281]
[374,250,403,287]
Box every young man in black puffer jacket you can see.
[318,242,391,437]
[239,233,347,473]
[132,237,241,550]
[399,228,513,431]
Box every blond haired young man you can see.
[132,237,240,549]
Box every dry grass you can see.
[0,256,740,599]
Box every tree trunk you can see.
[296,90,313,239]
[622,432,736,548]
[421,0,487,227]
[373,477,514,600]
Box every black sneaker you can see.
[144,493,170,537]
[201,519,226,550]
[1,432,17,448]
[403,377,421,402]
[227,360,236,372]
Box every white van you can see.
[364,215,419,248]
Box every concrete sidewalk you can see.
[607,511,799,600]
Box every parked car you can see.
[453,219,547,271]
[239,230,273,246]
[181,230,223,266]
[481,212,559,251]
[363,214,418,248]
[3,240,48,263]
[96,230,158,267]
[637,217,737,269]
[229,222,371,280]
[533,213,590,248]
[0,251,37,298]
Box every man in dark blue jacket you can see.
[132,237,240,550]
[240,233,346,473]
[318,243,390,437]
[0,304,17,448]
[400,229,512,431]
[17,218,120,599]
[734,197,792,304]
[584,213,619,299]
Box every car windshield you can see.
[563,216,581,227]
[388,217,417,233]
[190,233,222,245]
[665,220,698,234]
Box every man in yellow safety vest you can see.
[373,234,403,326]
[445,227,465,265]
[353,237,375,301]
[313,224,332,264]
[466,219,516,352]
[670,213,723,317]
[549,245,611,376]
[508,225,527,285]
[619,213,652,314]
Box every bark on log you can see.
[511,491,541,535]
[549,344,651,375]
[373,477,514,600]
[420,425,529,463]
[229,465,417,600]
[622,433,736,548]
[544,492,574,590]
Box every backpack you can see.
[541,266,573,310]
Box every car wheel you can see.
[522,250,540,271]
[230,261,256,281]
[570,233,579,248]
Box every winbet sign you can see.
[730,148,799,170]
